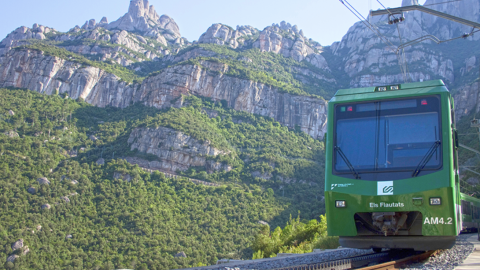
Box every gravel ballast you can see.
[402,234,475,270]
[181,248,372,270]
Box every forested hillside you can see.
[0,88,325,269]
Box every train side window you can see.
[462,200,472,215]
[475,206,480,219]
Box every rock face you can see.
[37,177,50,185]
[27,187,36,195]
[199,24,259,49]
[96,158,105,165]
[175,251,187,258]
[0,5,175,65]
[41,204,51,210]
[0,49,136,108]
[6,254,19,263]
[135,61,328,139]
[11,239,24,251]
[0,24,56,56]
[113,172,132,182]
[0,50,328,139]
[452,81,480,120]
[252,22,328,70]
[198,21,329,70]
[107,0,182,42]
[127,127,229,173]
[419,0,480,41]
[4,130,19,138]
[61,196,70,203]
[327,0,480,88]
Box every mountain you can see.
[2,0,480,268]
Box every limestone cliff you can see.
[0,49,328,139]
[0,49,135,108]
[134,60,328,139]
[127,127,231,173]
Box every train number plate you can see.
[424,217,453,225]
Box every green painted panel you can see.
[333,80,446,98]
[335,86,376,96]
[326,187,457,237]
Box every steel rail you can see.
[270,252,390,270]
[370,5,480,29]
[356,250,435,270]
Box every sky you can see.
[0,0,423,46]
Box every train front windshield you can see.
[334,96,442,178]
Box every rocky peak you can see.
[128,0,159,21]
[107,0,181,39]
[198,24,258,48]
[251,22,328,69]
[81,17,108,30]
[0,24,56,56]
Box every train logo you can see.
[383,186,393,193]
[378,181,394,195]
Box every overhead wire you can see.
[339,0,473,84]
[339,0,397,52]
[340,0,411,83]
[377,0,410,82]
[395,30,480,53]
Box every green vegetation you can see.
[0,88,327,269]
[72,94,326,227]
[14,43,144,84]
[251,215,339,259]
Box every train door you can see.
[451,96,461,233]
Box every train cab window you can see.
[333,96,442,180]
[462,200,472,216]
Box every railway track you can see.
[271,250,436,270]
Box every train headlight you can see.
[430,197,441,205]
[336,200,346,208]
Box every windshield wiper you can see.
[412,141,441,177]
[335,146,361,179]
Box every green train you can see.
[324,80,480,251]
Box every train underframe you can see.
[340,211,456,250]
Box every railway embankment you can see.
[177,248,372,270]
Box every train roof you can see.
[330,80,449,103]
